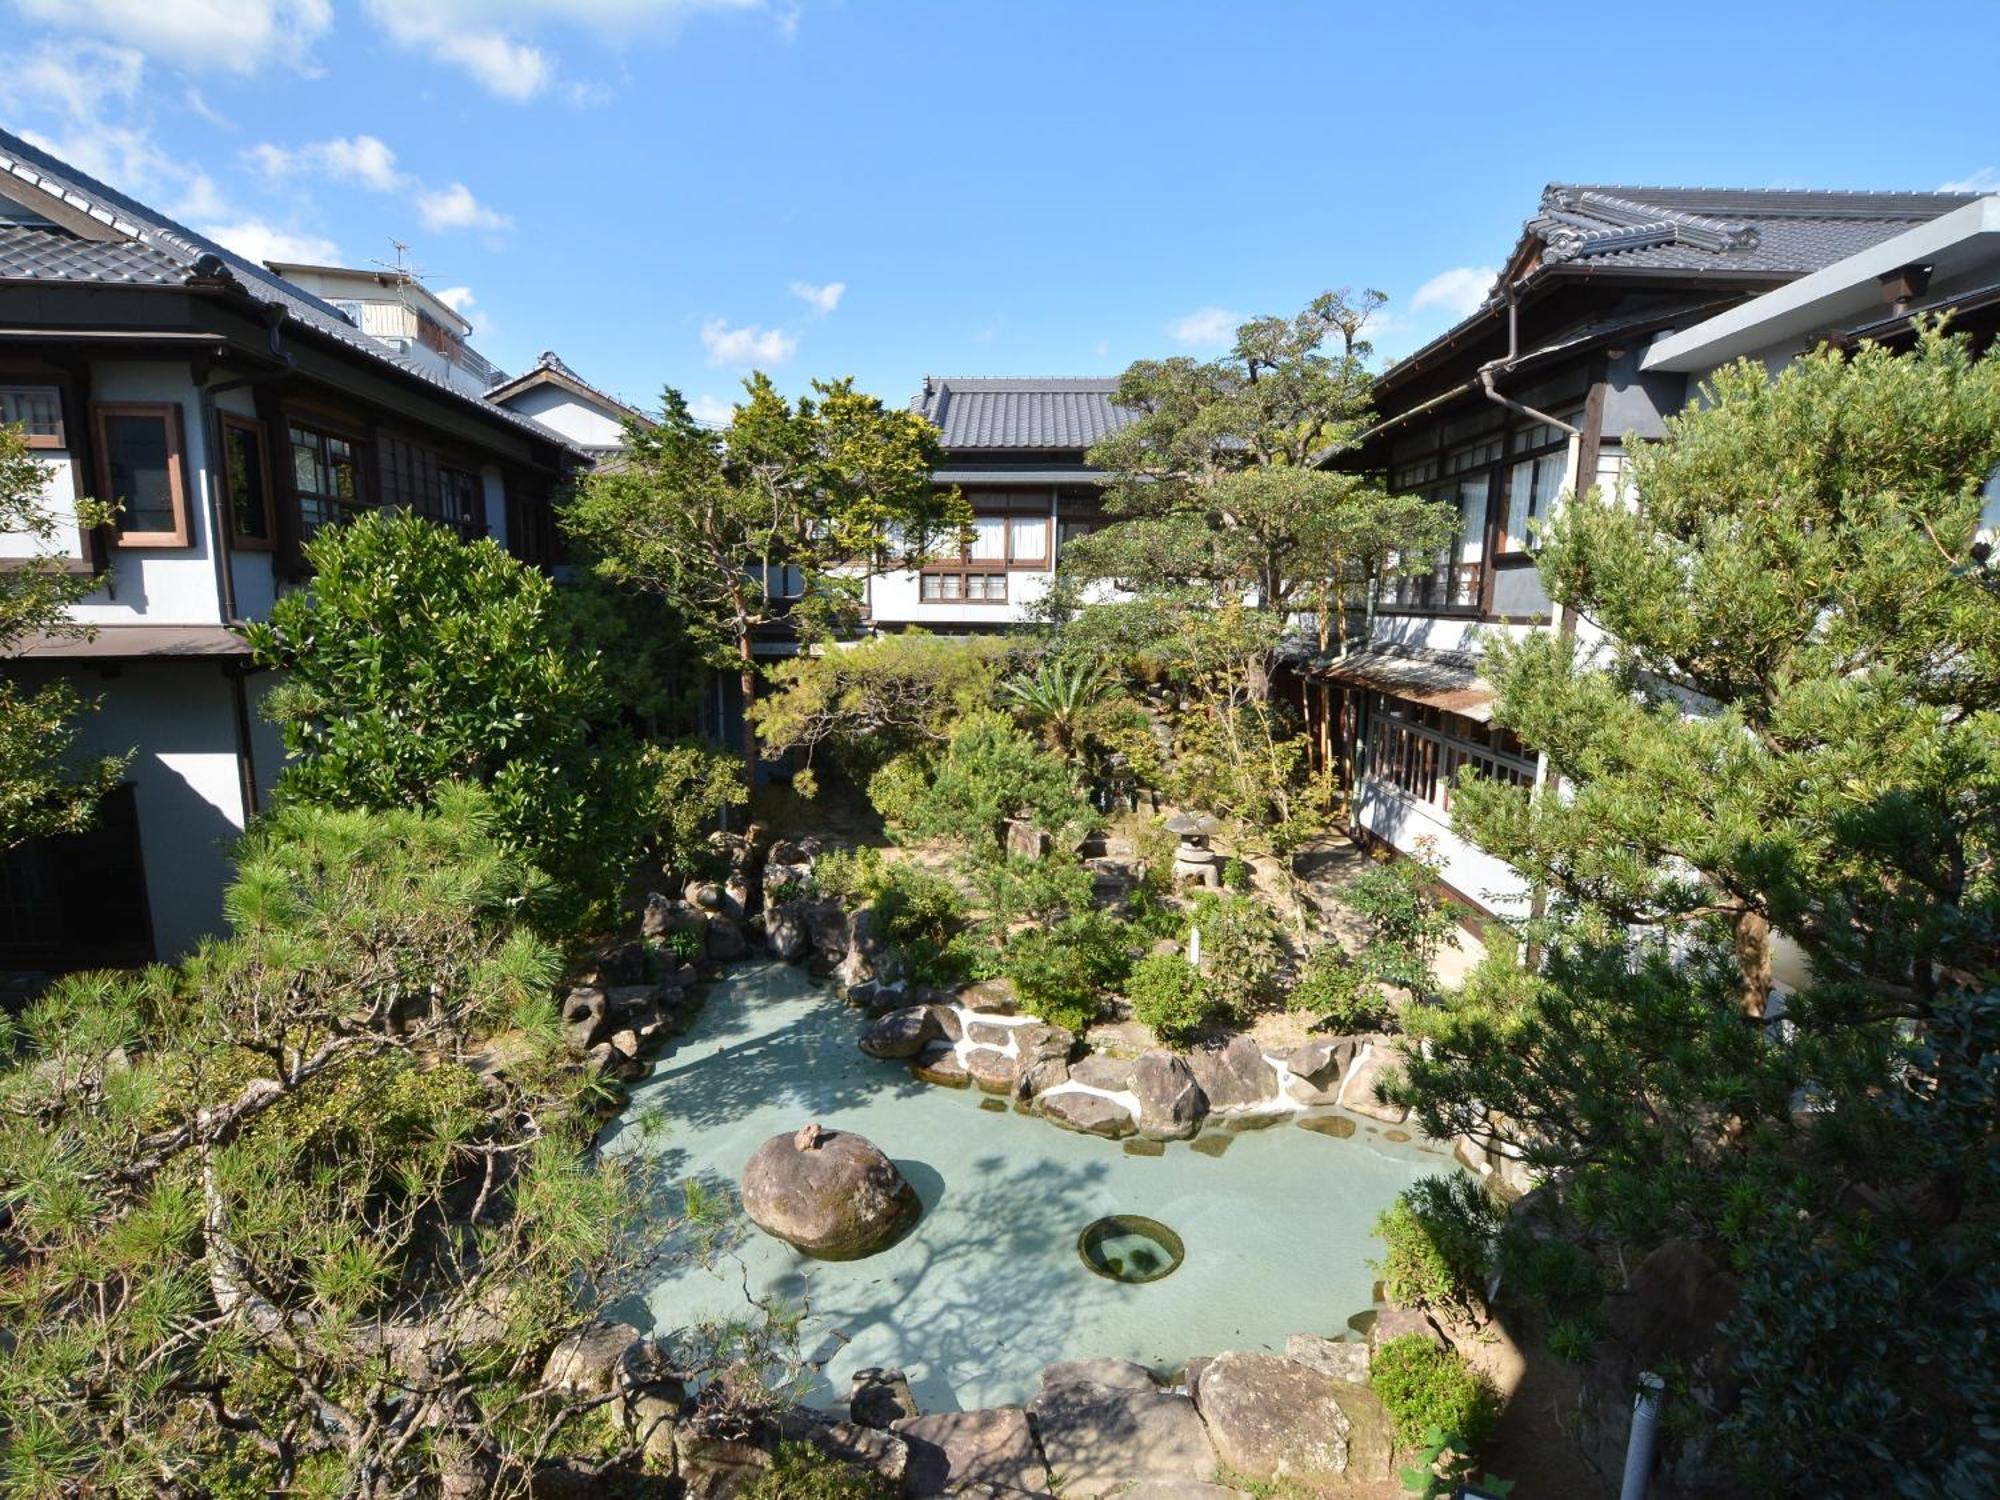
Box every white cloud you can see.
[8,37,143,121]
[689,393,735,426]
[700,318,796,367]
[1942,168,2000,194]
[416,182,514,234]
[789,279,845,314]
[10,0,331,76]
[1410,265,1496,319]
[183,86,228,126]
[359,0,766,101]
[435,285,478,314]
[200,218,340,266]
[250,134,409,193]
[1168,306,1242,349]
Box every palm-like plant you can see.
[1001,656,1114,760]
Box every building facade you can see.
[0,127,581,969]
[1305,183,1997,922]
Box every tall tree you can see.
[1064,292,1453,677]
[1399,328,2000,1496]
[0,421,127,847]
[561,377,969,765]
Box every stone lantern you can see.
[1165,812,1222,888]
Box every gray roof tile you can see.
[0,225,186,284]
[911,377,1135,451]
[0,129,581,456]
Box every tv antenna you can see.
[369,238,433,284]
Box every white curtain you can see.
[969,516,1007,560]
[1009,515,1047,562]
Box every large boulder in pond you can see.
[1130,1050,1206,1140]
[1186,1035,1279,1112]
[1192,1351,1393,1488]
[859,1005,945,1060]
[739,1124,918,1259]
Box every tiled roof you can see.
[912,377,1136,451]
[0,224,186,285]
[0,128,581,456]
[1527,183,1980,278]
[486,348,649,423]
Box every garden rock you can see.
[1285,1332,1371,1383]
[1006,819,1053,860]
[705,915,748,962]
[1129,1050,1206,1140]
[1040,1357,1156,1391]
[1369,1305,1447,1349]
[1067,1053,1135,1092]
[964,1046,1018,1094]
[1036,1089,1134,1139]
[541,1321,642,1395]
[1027,1362,1216,1499]
[849,1366,919,1429]
[1012,1024,1073,1099]
[1114,1485,1245,1500]
[739,1123,918,1258]
[561,985,607,1051]
[775,1410,912,1488]
[596,940,648,985]
[1192,1351,1392,1488]
[959,977,1020,1014]
[913,1042,970,1087]
[642,893,706,943]
[765,900,814,963]
[1337,1041,1409,1123]
[1286,1037,1359,1104]
[861,1006,946,1060]
[675,1428,772,1500]
[892,1407,1050,1497]
[1185,1035,1279,1111]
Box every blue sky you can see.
[4,1,1996,422]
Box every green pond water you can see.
[600,960,1441,1413]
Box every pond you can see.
[600,959,1441,1414]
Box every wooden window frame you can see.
[920,510,1050,602]
[93,402,192,548]
[288,418,371,538]
[1,384,66,449]
[219,412,276,551]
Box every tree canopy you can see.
[1400,327,2000,1496]
[561,377,970,761]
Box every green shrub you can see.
[1057,909,1137,989]
[1286,944,1386,1030]
[971,854,1097,930]
[1496,1226,1605,1316]
[1002,927,1099,1032]
[1370,1335,1501,1449]
[869,711,1100,856]
[1186,890,1282,1018]
[742,1442,895,1500]
[1221,856,1253,891]
[1373,1175,1503,1318]
[1123,885,1184,943]
[1339,845,1458,999]
[1126,951,1215,1042]
[661,928,705,965]
[1546,1317,1603,1365]
[812,845,886,906]
[873,865,969,985]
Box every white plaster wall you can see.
[498,385,627,449]
[54,659,250,957]
[869,564,1056,627]
[70,360,224,627]
[0,450,82,560]
[1355,777,1533,919]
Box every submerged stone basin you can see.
[600,960,1438,1413]
[1077,1214,1185,1283]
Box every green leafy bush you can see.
[1370,1335,1501,1449]
[246,510,718,937]
[1285,944,1385,1030]
[971,855,1097,930]
[742,1442,895,1500]
[1002,928,1099,1032]
[1186,890,1282,1018]
[1496,1226,1605,1316]
[1221,856,1253,891]
[812,845,886,906]
[1546,1318,1603,1365]
[872,865,969,985]
[1126,952,1215,1043]
[1373,1175,1503,1318]
[1339,844,1459,999]
[868,711,1100,856]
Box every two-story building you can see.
[0,126,582,969]
[1302,183,1994,922]
[873,377,1131,630]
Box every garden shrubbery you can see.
[1369,1334,1501,1449]
[1125,951,1214,1042]
[1373,1174,1503,1320]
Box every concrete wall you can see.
[498,384,627,450]
[1354,774,1533,920]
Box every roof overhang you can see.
[1303,646,1493,721]
[932,468,1104,485]
[1642,196,2000,372]
[6,624,252,660]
